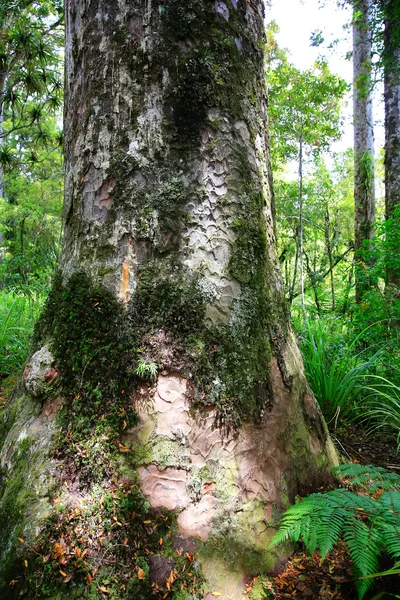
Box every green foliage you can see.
[270,463,400,599]
[134,359,158,382]
[267,46,348,170]
[0,288,44,376]
[0,0,63,143]
[0,132,63,287]
[299,318,377,424]
[276,152,354,314]
[358,375,400,451]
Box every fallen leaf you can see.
[63,574,72,583]
[60,570,67,577]
[137,568,146,580]
[98,586,109,593]
[118,444,130,453]
[18,537,24,544]
[24,560,28,568]
[212,594,222,597]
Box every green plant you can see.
[134,358,158,381]
[0,289,44,376]
[300,319,378,424]
[359,375,400,451]
[270,463,400,599]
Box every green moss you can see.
[198,532,275,583]
[157,0,264,146]
[10,477,203,600]
[0,436,36,592]
[34,272,138,438]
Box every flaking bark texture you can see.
[353,0,375,303]
[0,1,337,598]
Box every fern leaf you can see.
[317,506,348,560]
[379,491,400,525]
[376,521,400,559]
[343,518,381,599]
[334,464,400,492]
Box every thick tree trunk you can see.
[0,1,337,598]
[353,0,375,303]
[384,0,400,290]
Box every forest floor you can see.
[267,425,400,600]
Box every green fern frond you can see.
[270,464,400,599]
[317,506,349,559]
[333,463,400,492]
[379,491,400,522]
[376,521,400,559]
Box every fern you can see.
[333,463,400,493]
[270,464,400,599]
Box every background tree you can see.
[0,0,63,197]
[382,0,400,290]
[0,1,337,598]
[267,55,347,312]
[352,0,376,302]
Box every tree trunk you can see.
[298,136,306,318]
[0,1,337,598]
[384,0,400,289]
[325,204,336,311]
[0,71,5,201]
[353,0,375,303]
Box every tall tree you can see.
[0,0,63,197]
[0,2,337,598]
[267,58,347,311]
[353,0,376,302]
[382,0,400,289]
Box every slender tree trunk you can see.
[298,136,306,317]
[325,204,336,311]
[384,0,400,290]
[0,73,6,262]
[353,0,375,302]
[0,2,337,598]
[0,72,6,201]
[304,249,321,315]
[289,231,300,304]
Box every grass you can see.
[299,318,379,425]
[0,288,45,377]
[359,375,400,451]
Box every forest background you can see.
[1,0,400,598]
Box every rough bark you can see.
[0,1,337,598]
[353,0,375,303]
[384,0,400,289]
